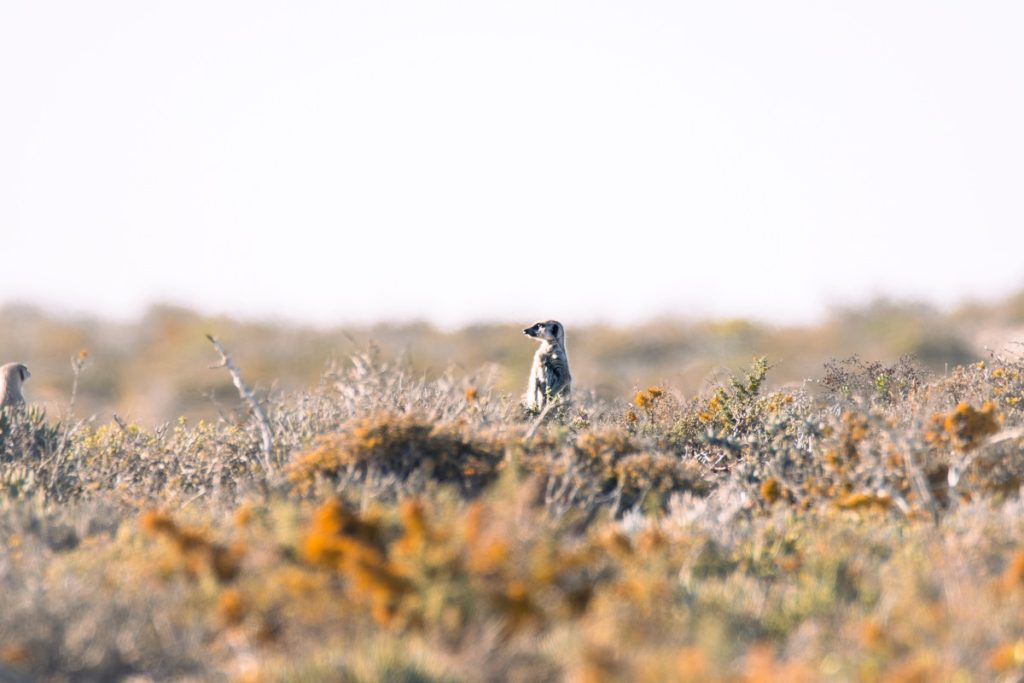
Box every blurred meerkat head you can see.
[0,362,30,409]
[523,320,566,346]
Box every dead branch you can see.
[206,334,273,470]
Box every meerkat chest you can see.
[534,346,559,366]
[534,346,566,382]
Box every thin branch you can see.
[52,350,89,470]
[112,413,130,435]
[206,334,273,470]
[524,399,559,441]
[947,426,1024,488]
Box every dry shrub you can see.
[290,496,617,647]
[924,400,1001,451]
[614,452,708,508]
[820,354,928,404]
[287,411,505,496]
[4,345,1024,680]
[140,509,245,583]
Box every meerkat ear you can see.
[18,365,29,382]
[551,323,560,336]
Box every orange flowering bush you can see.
[924,400,1002,451]
[287,411,504,496]
[294,497,616,644]
[140,509,245,582]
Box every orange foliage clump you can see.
[140,510,244,582]
[835,492,892,512]
[760,478,783,505]
[925,401,1002,451]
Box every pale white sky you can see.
[1,1,1022,327]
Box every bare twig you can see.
[68,350,87,414]
[947,426,1024,488]
[49,350,90,479]
[524,399,559,441]
[206,334,274,470]
[112,413,130,435]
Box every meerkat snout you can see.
[0,362,30,410]
[523,320,571,411]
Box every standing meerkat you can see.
[522,320,572,411]
[0,363,30,410]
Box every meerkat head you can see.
[523,320,565,345]
[1,363,29,384]
[0,362,30,408]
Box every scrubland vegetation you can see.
[2,295,1024,681]
[5,290,1024,424]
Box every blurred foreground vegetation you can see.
[1,294,1024,681]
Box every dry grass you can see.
[0,290,1023,681]
[2,335,1024,681]
[6,290,1024,425]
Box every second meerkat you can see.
[0,362,30,410]
[523,320,572,411]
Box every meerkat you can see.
[522,320,572,411]
[0,363,30,410]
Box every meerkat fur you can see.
[0,362,30,410]
[522,320,572,411]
